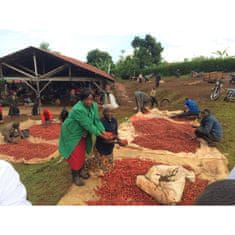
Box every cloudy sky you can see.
[1,0,235,62]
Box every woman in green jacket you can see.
[59,89,107,186]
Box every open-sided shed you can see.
[0,46,114,102]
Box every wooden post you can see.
[69,65,72,80]
[33,54,41,109]
[2,62,36,79]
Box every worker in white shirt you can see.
[0,160,31,206]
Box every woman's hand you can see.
[100,131,115,140]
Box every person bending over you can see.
[94,107,120,174]
[174,98,200,118]
[134,91,151,114]
[1,122,24,144]
[194,109,223,146]
[59,89,109,186]
[40,109,53,127]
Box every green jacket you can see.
[58,101,105,159]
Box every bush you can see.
[144,58,235,76]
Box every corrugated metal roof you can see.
[0,46,114,81]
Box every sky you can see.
[1,0,235,62]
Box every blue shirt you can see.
[185,99,199,113]
[199,115,223,140]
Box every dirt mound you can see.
[87,158,208,205]
[132,118,200,153]
[29,123,61,140]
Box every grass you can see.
[201,100,235,169]
[13,158,72,205]
[0,115,72,205]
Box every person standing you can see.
[100,84,119,110]
[59,107,69,123]
[194,109,223,146]
[59,89,108,186]
[32,98,39,116]
[8,92,19,118]
[94,108,118,174]
[155,73,161,87]
[149,88,158,108]
[0,103,3,123]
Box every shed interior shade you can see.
[0,46,114,81]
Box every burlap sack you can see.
[136,165,195,204]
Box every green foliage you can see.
[132,34,164,69]
[115,34,164,79]
[114,56,140,79]
[212,49,229,58]
[144,57,235,76]
[86,49,114,73]
[39,42,50,51]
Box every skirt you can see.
[67,138,86,170]
[86,148,114,174]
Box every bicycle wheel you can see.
[210,88,220,101]
[159,98,170,108]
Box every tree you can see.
[39,42,50,51]
[114,55,140,79]
[87,49,114,73]
[131,34,164,69]
[212,49,229,58]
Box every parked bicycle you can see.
[210,79,235,102]
[210,79,224,101]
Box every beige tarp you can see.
[0,119,59,164]
[58,109,229,205]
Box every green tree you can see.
[212,49,229,58]
[114,55,140,79]
[39,42,50,51]
[87,49,114,73]
[131,34,164,69]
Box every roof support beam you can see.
[15,64,38,76]
[39,64,68,79]
[1,62,36,79]
[22,80,37,94]
[39,80,52,94]
[33,55,38,77]
[93,81,105,93]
